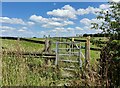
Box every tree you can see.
[92,2,120,87]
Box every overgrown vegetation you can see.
[2,37,103,86]
[1,1,120,87]
[92,2,120,87]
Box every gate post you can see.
[85,36,90,68]
[55,42,59,65]
[79,43,82,68]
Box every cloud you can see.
[30,14,74,28]
[51,17,64,21]
[41,22,64,28]
[30,15,65,23]
[99,4,110,9]
[80,18,104,26]
[77,6,100,15]
[0,26,16,30]
[75,27,83,30]
[42,20,74,28]
[18,27,28,32]
[80,18,104,32]
[47,4,109,19]
[47,5,77,19]
[67,27,74,31]
[109,0,120,3]
[0,17,26,25]
[27,21,35,26]
[29,15,49,23]
[18,29,26,32]
[50,27,65,33]
[40,31,46,34]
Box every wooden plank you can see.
[42,56,55,58]
[2,51,56,56]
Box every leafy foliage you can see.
[92,2,120,87]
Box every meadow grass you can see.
[1,37,106,86]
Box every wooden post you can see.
[87,36,90,64]
[85,36,90,68]
[45,38,49,53]
[79,43,82,68]
[43,38,52,65]
[72,38,74,53]
[55,42,59,65]
[42,38,51,54]
[66,38,67,49]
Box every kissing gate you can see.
[54,42,83,68]
[52,36,90,70]
[43,36,90,70]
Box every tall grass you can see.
[1,37,104,86]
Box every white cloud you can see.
[18,29,26,32]
[51,27,68,33]
[99,4,110,9]
[29,15,49,23]
[0,26,16,30]
[67,27,74,31]
[77,6,101,15]
[40,31,46,34]
[109,0,120,3]
[41,20,74,28]
[51,17,64,21]
[48,21,64,26]
[41,22,64,28]
[1,30,6,32]
[30,15,65,23]
[80,18,91,26]
[64,20,74,25]
[80,18,104,26]
[27,21,35,26]
[18,27,28,32]
[75,27,83,30]
[80,18,104,31]
[30,14,74,28]
[0,17,26,25]
[47,5,77,19]
[47,4,109,19]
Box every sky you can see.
[0,2,110,38]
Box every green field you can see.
[1,37,108,86]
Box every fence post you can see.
[79,43,82,68]
[43,38,52,65]
[42,38,51,54]
[72,38,74,53]
[85,36,90,68]
[66,38,68,49]
[55,42,59,65]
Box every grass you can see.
[1,39,44,53]
[1,37,107,86]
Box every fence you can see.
[46,36,91,69]
[2,36,91,69]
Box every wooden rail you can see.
[2,51,56,57]
[0,37,45,44]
